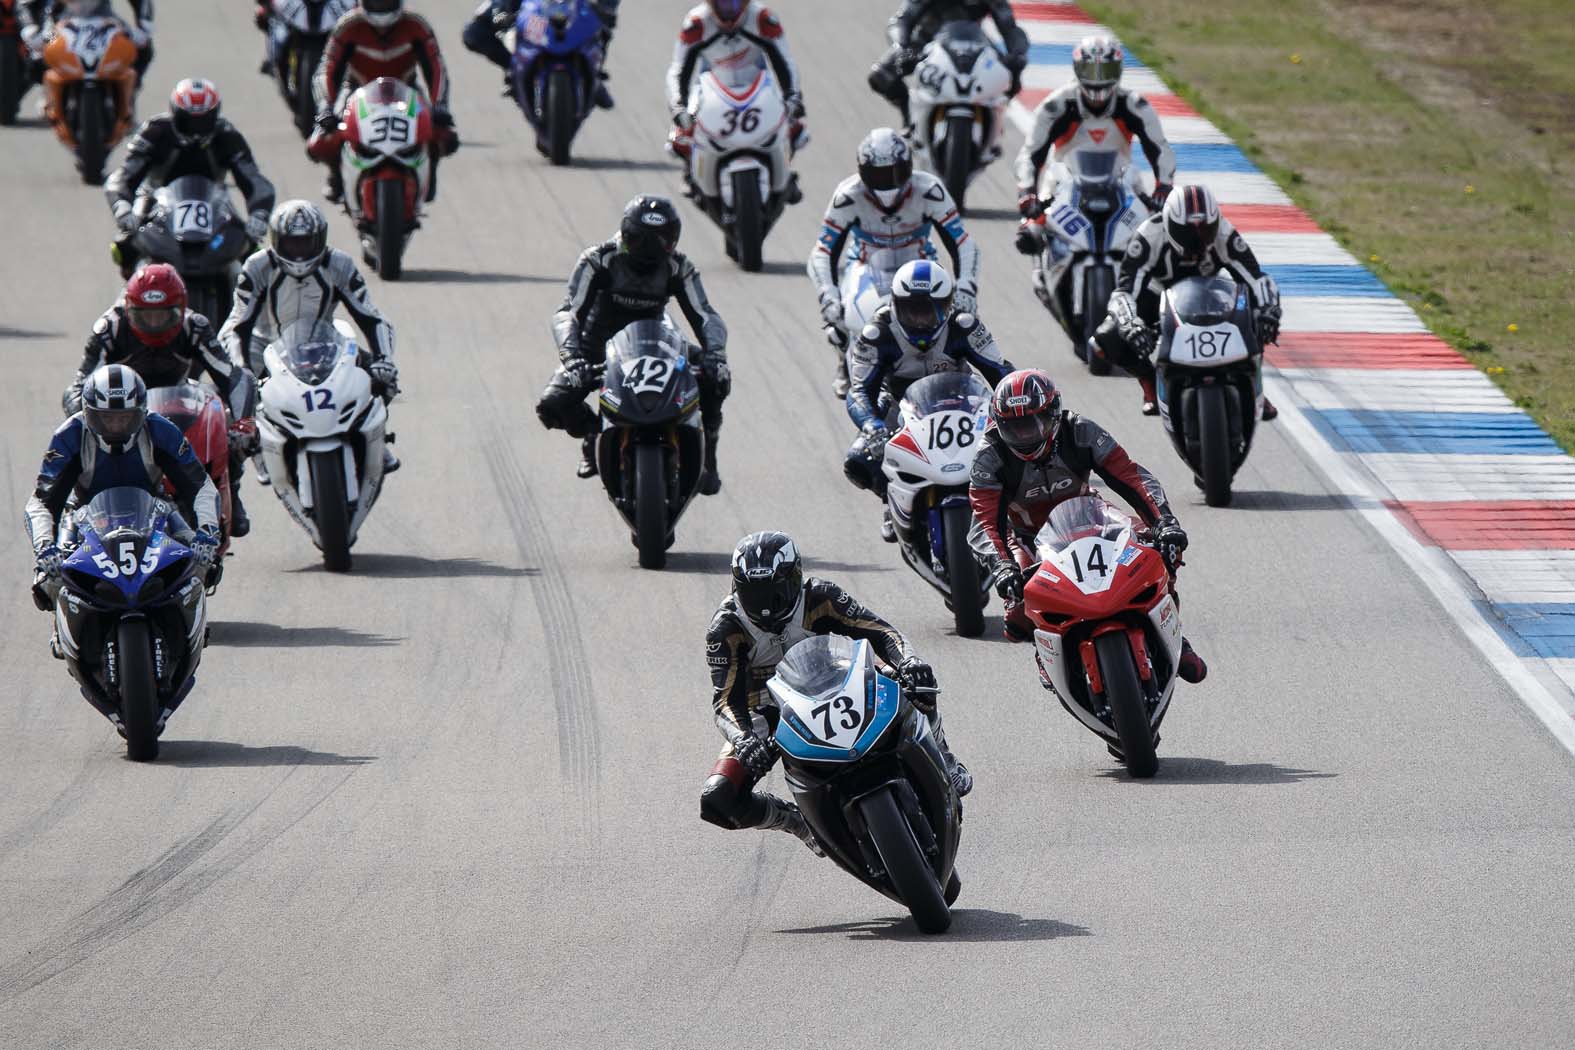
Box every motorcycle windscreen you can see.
[1165,275,1241,327]
[601,319,698,420]
[932,21,990,74]
[1034,495,1127,558]
[775,634,859,698]
[146,382,208,433]
[274,319,347,386]
[82,487,163,541]
[159,175,238,245]
[768,636,901,760]
[900,371,992,420]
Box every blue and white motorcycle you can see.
[35,488,209,761]
[510,0,605,165]
[767,635,962,934]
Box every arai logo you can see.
[640,211,667,226]
[141,289,167,304]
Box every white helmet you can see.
[857,128,913,211]
[889,260,956,350]
[1072,34,1124,112]
[268,200,329,278]
[1162,185,1221,260]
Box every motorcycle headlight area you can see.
[65,569,129,608]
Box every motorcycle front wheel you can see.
[0,34,22,126]
[375,178,406,280]
[1094,630,1157,778]
[941,112,974,213]
[1198,383,1233,507]
[545,67,575,166]
[861,787,950,934]
[730,168,764,273]
[76,82,106,185]
[117,618,160,761]
[941,503,984,638]
[633,443,667,570]
[309,448,352,572]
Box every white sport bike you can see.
[909,20,1013,213]
[683,56,799,272]
[256,319,391,572]
[879,372,993,637]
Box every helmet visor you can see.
[894,295,950,344]
[172,108,218,142]
[996,411,1056,451]
[85,406,147,444]
[129,305,180,338]
[1076,56,1123,87]
[859,155,912,193]
[709,0,745,24]
[624,225,677,260]
[363,0,400,12]
[276,231,323,264]
[736,576,799,630]
[1168,216,1218,259]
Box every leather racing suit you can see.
[666,2,801,125]
[1014,83,1175,213]
[20,0,154,84]
[868,0,1027,125]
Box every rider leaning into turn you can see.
[808,127,978,397]
[105,78,276,278]
[20,0,155,87]
[1092,183,1283,418]
[314,0,456,205]
[665,0,805,160]
[461,0,617,108]
[842,259,1014,538]
[1013,35,1175,251]
[73,265,261,536]
[218,200,403,474]
[867,0,1027,129]
[968,368,1208,685]
[25,365,223,620]
[701,531,972,854]
[537,195,731,494]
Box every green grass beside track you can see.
[1085,0,1575,451]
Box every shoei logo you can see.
[1004,395,1033,408]
[141,289,167,303]
[640,211,667,226]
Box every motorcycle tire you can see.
[860,786,950,934]
[941,503,984,638]
[0,34,22,126]
[1198,383,1233,507]
[545,67,574,166]
[76,82,106,185]
[375,178,405,280]
[309,448,353,572]
[633,443,667,570]
[730,168,764,273]
[941,112,974,215]
[117,617,160,762]
[1094,630,1157,778]
[291,38,324,139]
[1083,265,1114,376]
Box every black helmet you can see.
[620,195,682,271]
[731,531,803,633]
[1163,184,1221,261]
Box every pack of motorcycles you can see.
[7,3,1271,935]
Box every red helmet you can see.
[989,369,1063,460]
[170,78,222,145]
[124,265,188,348]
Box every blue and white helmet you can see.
[890,260,956,351]
[80,364,148,452]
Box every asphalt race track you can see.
[3,3,1574,1047]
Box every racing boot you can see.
[1140,376,1160,416]
[930,714,973,798]
[880,509,897,543]
[1177,638,1207,683]
[323,164,345,205]
[593,72,614,110]
[576,435,598,479]
[832,356,850,399]
[229,481,251,538]
[1003,601,1034,643]
[758,795,823,856]
[699,429,722,495]
[1261,396,1279,421]
[382,447,401,474]
[784,170,803,204]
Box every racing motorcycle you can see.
[879,373,992,637]
[1029,152,1148,375]
[264,0,353,137]
[1153,274,1266,507]
[312,76,435,280]
[511,0,605,166]
[594,319,705,570]
[33,488,208,762]
[767,635,962,934]
[256,319,391,571]
[130,175,254,323]
[681,58,797,272]
[147,383,236,560]
[39,11,138,183]
[824,245,919,395]
[1023,496,1184,778]
[909,20,1012,213]
[1,0,27,125]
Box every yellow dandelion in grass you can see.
[1487,366,1506,375]
[1465,184,1476,194]
[1507,323,1520,333]
[1289,53,1302,64]
[1369,254,1380,263]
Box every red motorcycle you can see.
[1022,495,1185,778]
[147,383,236,559]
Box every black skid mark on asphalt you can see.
[477,426,603,838]
[0,326,65,340]
[700,831,795,1009]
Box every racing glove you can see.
[314,109,339,134]
[191,526,221,569]
[1152,182,1173,207]
[1253,275,1283,345]
[897,48,920,75]
[991,560,1025,601]
[1003,51,1026,96]
[897,656,937,693]
[785,93,806,121]
[1155,515,1188,572]
[671,109,695,132]
[701,351,731,399]
[1014,221,1042,257]
[1109,291,1154,356]
[112,199,137,235]
[561,355,598,390]
[368,360,400,398]
[953,285,978,315]
[1017,191,1044,220]
[228,417,259,456]
[818,292,843,330]
[733,732,776,780]
[244,211,268,244]
[860,422,890,460]
[34,544,63,581]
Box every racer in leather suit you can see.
[665,1,805,159]
[867,0,1027,127]
[73,265,260,535]
[537,195,730,492]
[701,531,970,854]
[1092,184,1282,417]
[105,79,276,277]
[461,0,617,108]
[313,0,456,204]
[19,0,154,87]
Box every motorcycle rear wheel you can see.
[118,618,160,762]
[0,34,22,126]
[861,787,950,934]
[730,168,764,273]
[291,38,324,139]
[545,67,574,166]
[309,448,353,572]
[375,178,406,280]
[1083,265,1114,376]
[76,82,106,185]
[633,443,667,570]
[941,113,974,214]
[941,503,984,638]
[1198,383,1233,507]
[1094,630,1157,778]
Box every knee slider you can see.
[701,759,751,829]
